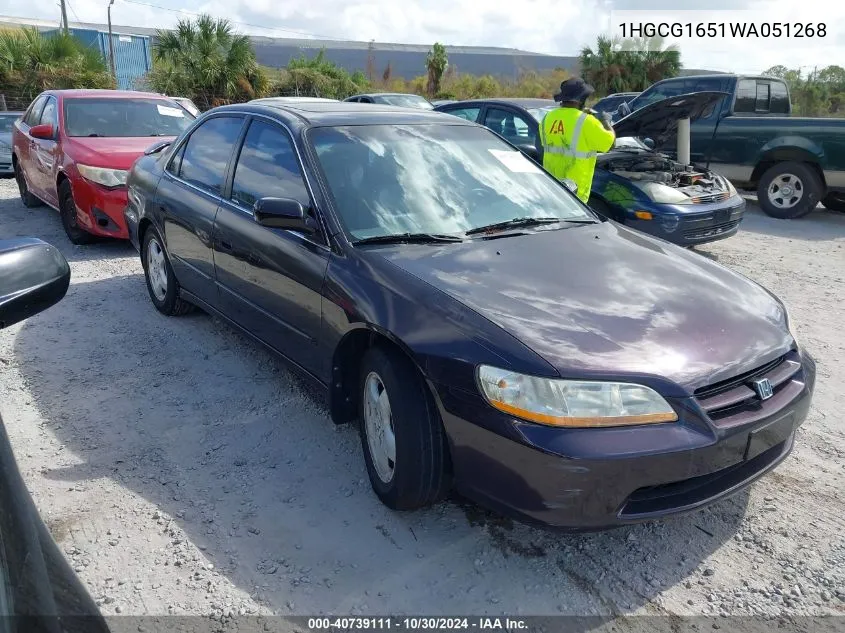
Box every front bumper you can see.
[436,349,815,530]
[626,196,746,246]
[69,175,130,239]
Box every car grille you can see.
[690,191,732,204]
[619,439,788,517]
[693,351,803,428]
[683,219,741,240]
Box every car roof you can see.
[214,101,473,127]
[252,96,339,103]
[42,89,171,100]
[440,98,556,109]
[349,93,428,98]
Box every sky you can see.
[0,0,841,74]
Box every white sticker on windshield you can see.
[157,105,185,117]
[488,149,541,173]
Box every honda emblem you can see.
[751,378,774,400]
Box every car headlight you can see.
[634,181,692,204]
[477,365,678,428]
[77,164,128,188]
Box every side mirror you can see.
[561,178,579,195]
[643,137,655,150]
[0,239,70,330]
[144,140,172,155]
[253,197,317,234]
[517,144,540,162]
[29,124,55,140]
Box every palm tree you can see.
[150,15,267,110]
[580,35,681,95]
[0,27,112,108]
[425,42,448,97]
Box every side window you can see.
[770,81,790,114]
[442,107,480,122]
[230,119,310,210]
[755,82,771,112]
[734,79,757,113]
[484,107,536,145]
[689,78,722,93]
[177,116,244,196]
[24,96,47,126]
[39,98,58,128]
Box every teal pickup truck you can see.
[617,75,845,218]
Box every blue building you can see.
[43,26,153,90]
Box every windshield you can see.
[63,98,195,138]
[380,95,434,109]
[309,124,594,240]
[0,115,18,134]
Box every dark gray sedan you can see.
[0,112,23,177]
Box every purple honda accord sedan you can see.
[124,102,815,529]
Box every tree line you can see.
[2,16,843,118]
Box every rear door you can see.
[29,96,60,205]
[156,114,245,306]
[482,105,540,160]
[213,116,329,375]
[15,95,47,193]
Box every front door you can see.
[157,114,245,307]
[30,96,60,206]
[213,117,329,375]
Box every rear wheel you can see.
[58,180,94,244]
[141,226,193,316]
[14,160,42,208]
[358,346,450,510]
[822,192,845,212]
[757,162,823,219]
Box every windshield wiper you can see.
[465,217,575,236]
[353,232,463,245]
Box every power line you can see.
[64,0,82,26]
[118,0,342,40]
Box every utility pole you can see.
[107,0,117,82]
[59,0,69,33]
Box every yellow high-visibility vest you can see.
[540,107,615,202]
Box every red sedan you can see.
[12,89,195,244]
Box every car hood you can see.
[66,136,177,170]
[372,222,792,392]
[613,91,729,150]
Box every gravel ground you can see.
[0,177,843,620]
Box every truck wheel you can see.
[822,193,845,212]
[757,162,823,219]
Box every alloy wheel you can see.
[767,173,804,210]
[146,238,168,302]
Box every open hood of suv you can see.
[613,91,729,149]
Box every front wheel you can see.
[58,180,94,244]
[358,346,450,510]
[757,162,823,219]
[141,226,193,316]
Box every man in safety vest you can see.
[540,78,616,203]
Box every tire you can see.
[756,162,823,219]
[358,346,450,510]
[822,193,845,212]
[58,180,94,245]
[141,226,193,316]
[14,160,42,208]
